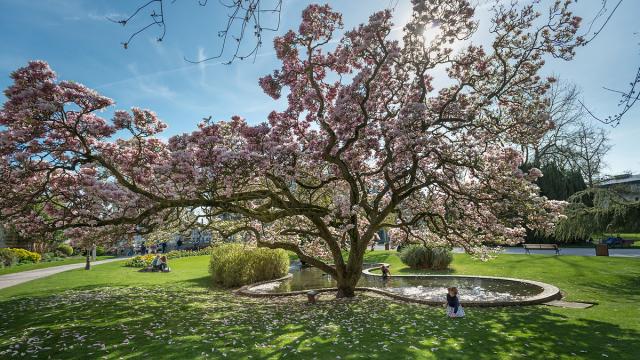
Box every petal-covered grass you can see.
[0,253,639,359]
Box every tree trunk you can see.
[336,285,356,298]
[334,262,362,298]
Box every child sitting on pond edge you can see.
[446,287,465,318]
[380,264,391,280]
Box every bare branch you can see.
[112,0,283,64]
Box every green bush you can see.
[399,245,432,269]
[43,252,67,263]
[0,248,18,268]
[56,244,74,257]
[95,246,106,256]
[42,252,55,262]
[430,247,453,270]
[209,244,289,288]
[399,245,452,270]
[7,248,41,264]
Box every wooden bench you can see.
[523,243,560,255]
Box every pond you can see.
[246,264,559,304]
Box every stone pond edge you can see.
[235,263,562,307]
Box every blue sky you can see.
[0,0,638,174]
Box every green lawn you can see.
[0,256,115,275]
[0,252,639,359]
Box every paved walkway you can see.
[375,244,640,257]
[0,257,128,290]
[496,247,640,257]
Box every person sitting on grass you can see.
[159,255,170,272]
[151,254,162,271]
[446,287,465,318]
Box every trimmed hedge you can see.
[6,248,41,264]
[209,244,289,288]
[399,245,452,270]
[56,244,74,257]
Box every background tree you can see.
[555,188,640,242]
[534,163,586,201]
[521,78,611,193]
[0,1,582,297]
[567,122,612,188]
[522,79,583,169]
[141,209,205,246]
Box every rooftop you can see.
[598,174,640,186]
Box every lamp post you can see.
[85,249,91,270]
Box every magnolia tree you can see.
[0,1,579,297]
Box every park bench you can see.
[523,243,560,255]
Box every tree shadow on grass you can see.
[178,275,212,288]
[0,288,638,359]
[578,272,640,298]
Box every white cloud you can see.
[197,47,207,80]
[123,63,177,101]
[63,12,127,22]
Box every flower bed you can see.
[124,247,215,267]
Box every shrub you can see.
[8,248,41,264]
[124,254,155,268]
[42,252,55,262]
[56,244,74,257]
[0,248,18,267]
[430,247,453,270]
[399,245,452,270]
[399,245,432,269]
[95,246,106,256]
[209,244,289,288]
[166,247,215,259]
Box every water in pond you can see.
[251,266,544,302]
